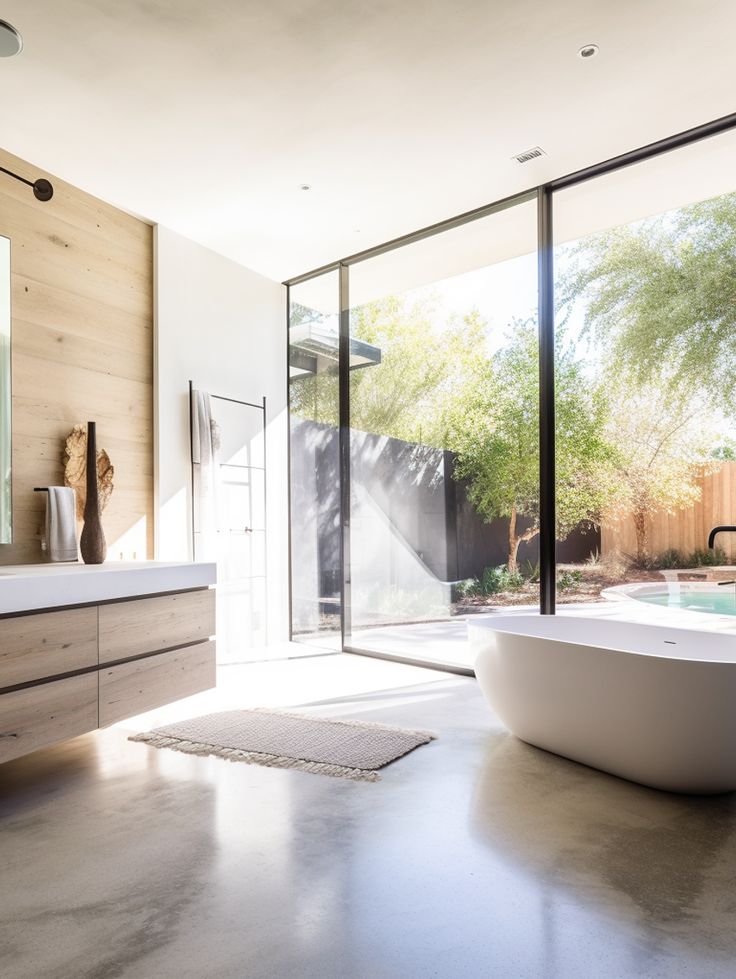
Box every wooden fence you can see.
[601,461,736,563]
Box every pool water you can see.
[639,589,736,616]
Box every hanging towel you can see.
[45,486,78,562]
[190,388,219,561]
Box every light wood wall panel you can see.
[0,147,153,563]
[601,462,736,562]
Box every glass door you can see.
[345,195,539,670]
[212,396,267,662]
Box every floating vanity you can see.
[0,562,216,763]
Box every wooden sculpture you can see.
[63,424,114,521]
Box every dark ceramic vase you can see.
[79,421,106,565]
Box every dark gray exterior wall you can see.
[290,417,600,614]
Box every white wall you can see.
[155,225,288,643]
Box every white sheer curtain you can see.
[191,388,220,561]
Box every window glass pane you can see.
[288,271,341,647]
[347,198,538,669]
[554,128,736,609]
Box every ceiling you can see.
[1,0,735,283]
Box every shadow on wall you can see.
[290,417,600,628]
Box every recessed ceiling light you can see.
[299,184,311,191]
[0,19,22,58]
[578,43,599,59]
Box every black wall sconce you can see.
[0,164,54,202]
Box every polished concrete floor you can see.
[3,651,736,978]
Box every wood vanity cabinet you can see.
[0,588,216,764]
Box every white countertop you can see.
[0,561,217,615]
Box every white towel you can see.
[45,486,78,562]
[190,389,219,561]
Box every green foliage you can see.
[712,443,736,461]
[689,546,729,567]
[453,578,479,599]
[458,563,586,597]
[632,545,728,570]
[601,377,719,560]
[557,200,736,560]
[481,564,525,594]
[558,193,736,403]
[452,319,618,567]
[289,295,489,449]
[455,564,527,597]
[520,559,540,583]
[657,548,685,570]
[556,569,583,592]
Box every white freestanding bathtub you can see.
[470,614,736,794]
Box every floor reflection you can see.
[4,653,736,978]
[471,732,736,957]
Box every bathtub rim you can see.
[468,612,736,666]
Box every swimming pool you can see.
[604,581,736,616]
[639,588,736,615]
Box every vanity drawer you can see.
[99,640,216,727]
[98,589,216,664]
[0,673,98,764]
[0,607,98,689]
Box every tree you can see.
[557,194,734,561]
[558,192,736,402]
[451,320,617,570]
[289,294,490,448]
[601,377,719,563]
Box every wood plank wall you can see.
[0,147,153,564]
[601,461,736,562]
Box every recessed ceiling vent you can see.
[512,146,545,164]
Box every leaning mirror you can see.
[0,235,10,543]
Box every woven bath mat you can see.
[129,708,437,782]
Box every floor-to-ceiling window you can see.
[288,271,342,648]
[287,114,736,669]
[552,126,736,608]
[345,197,539,668]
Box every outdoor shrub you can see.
[632,546,728,570]
[479,564,525,594]
[657,548,685,569]
[631,552,663,570]
[521,559,540,583]
[688,546,728,567]
[630,549,683,570]
[454,578,480,599]
[557,569,584,592]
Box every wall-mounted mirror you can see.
[0,235,11,543]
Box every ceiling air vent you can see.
[512,146,545,164]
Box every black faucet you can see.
[708,526,736,549]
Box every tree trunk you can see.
[633,508,649,564]
[508,507,519,571]
[508,507,541,571]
